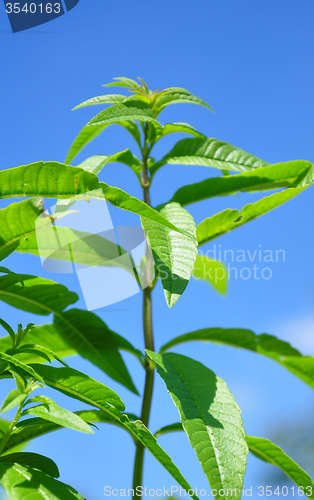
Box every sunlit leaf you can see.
[141,202,197,307]
[150,137,268,177]
[167,160,312,207]
[197,188,304,246]
[247,436,314,496]
[148,351,247,499]
[22,396,93,434]
[0,162,99,200]
[0,199,44,262]
[0,463,85,499]
[25,364,199,499]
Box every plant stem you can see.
[132,123,155,496]
[0,401,23,455]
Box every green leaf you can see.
[3,410,135,454]
[197,188,304,246]
[7,347,51,365]
[65,120,142,164]
[0,463,85,499]
[150,137,269,177]
[0,162,99,200]
[99,182,191,237]
[0,268,24,287]
[73,93,128,109]
[15,323,35,347]
[148,122,205,147]
[103,76,142,91]
[27,364,125,411]
[0,199,44,262]
[153,91,213,116]
[15,344,66,367]
[159,327,314,390]
[26,364,199,499]
[8,368,26,394]
[0,274,78,315]
[1,389,26,414]
[54,309,138,394]
[0,324,74,365]
[141,203,198,307]
[65,123,108,165]
[155,422,183,439]
[22,396,93,434]
[76,150,142,180]
[87,101,157,127]
[0,353,44,384]
[0,452,59,478]
[247,436,314,497]
[167,160,313,207]
[0,319,15,346]
[192,255,227,294]
[148,352,248,499]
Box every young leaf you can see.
[15,323,35,347]
[167,160,313,207]
[0,463,85,499]
[1,389,26,414]
[0,452,59,478]
[148,351,248,499]
[87,101,157,127]
[197,188,304,246]
[73,93,128,109]
[22,396,93,434]
[0,274,78,315]
[0,162,99,200]
[153,91,213,116]
[0,318,15,346]
[150,137,269,177]
[247,436,314,496]
[192,255,228,294]
[103,76,142,91]
[54,309,138,394]
[0,324,74,365]
[26,364,199,499]
[141,202,198,307]
[0,198,44,261]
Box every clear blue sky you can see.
[1,1,314,499]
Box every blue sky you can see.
[1,1,314,499]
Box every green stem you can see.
[0,401,23,455]
[132,122,155,496]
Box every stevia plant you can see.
[0,76,314,499]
